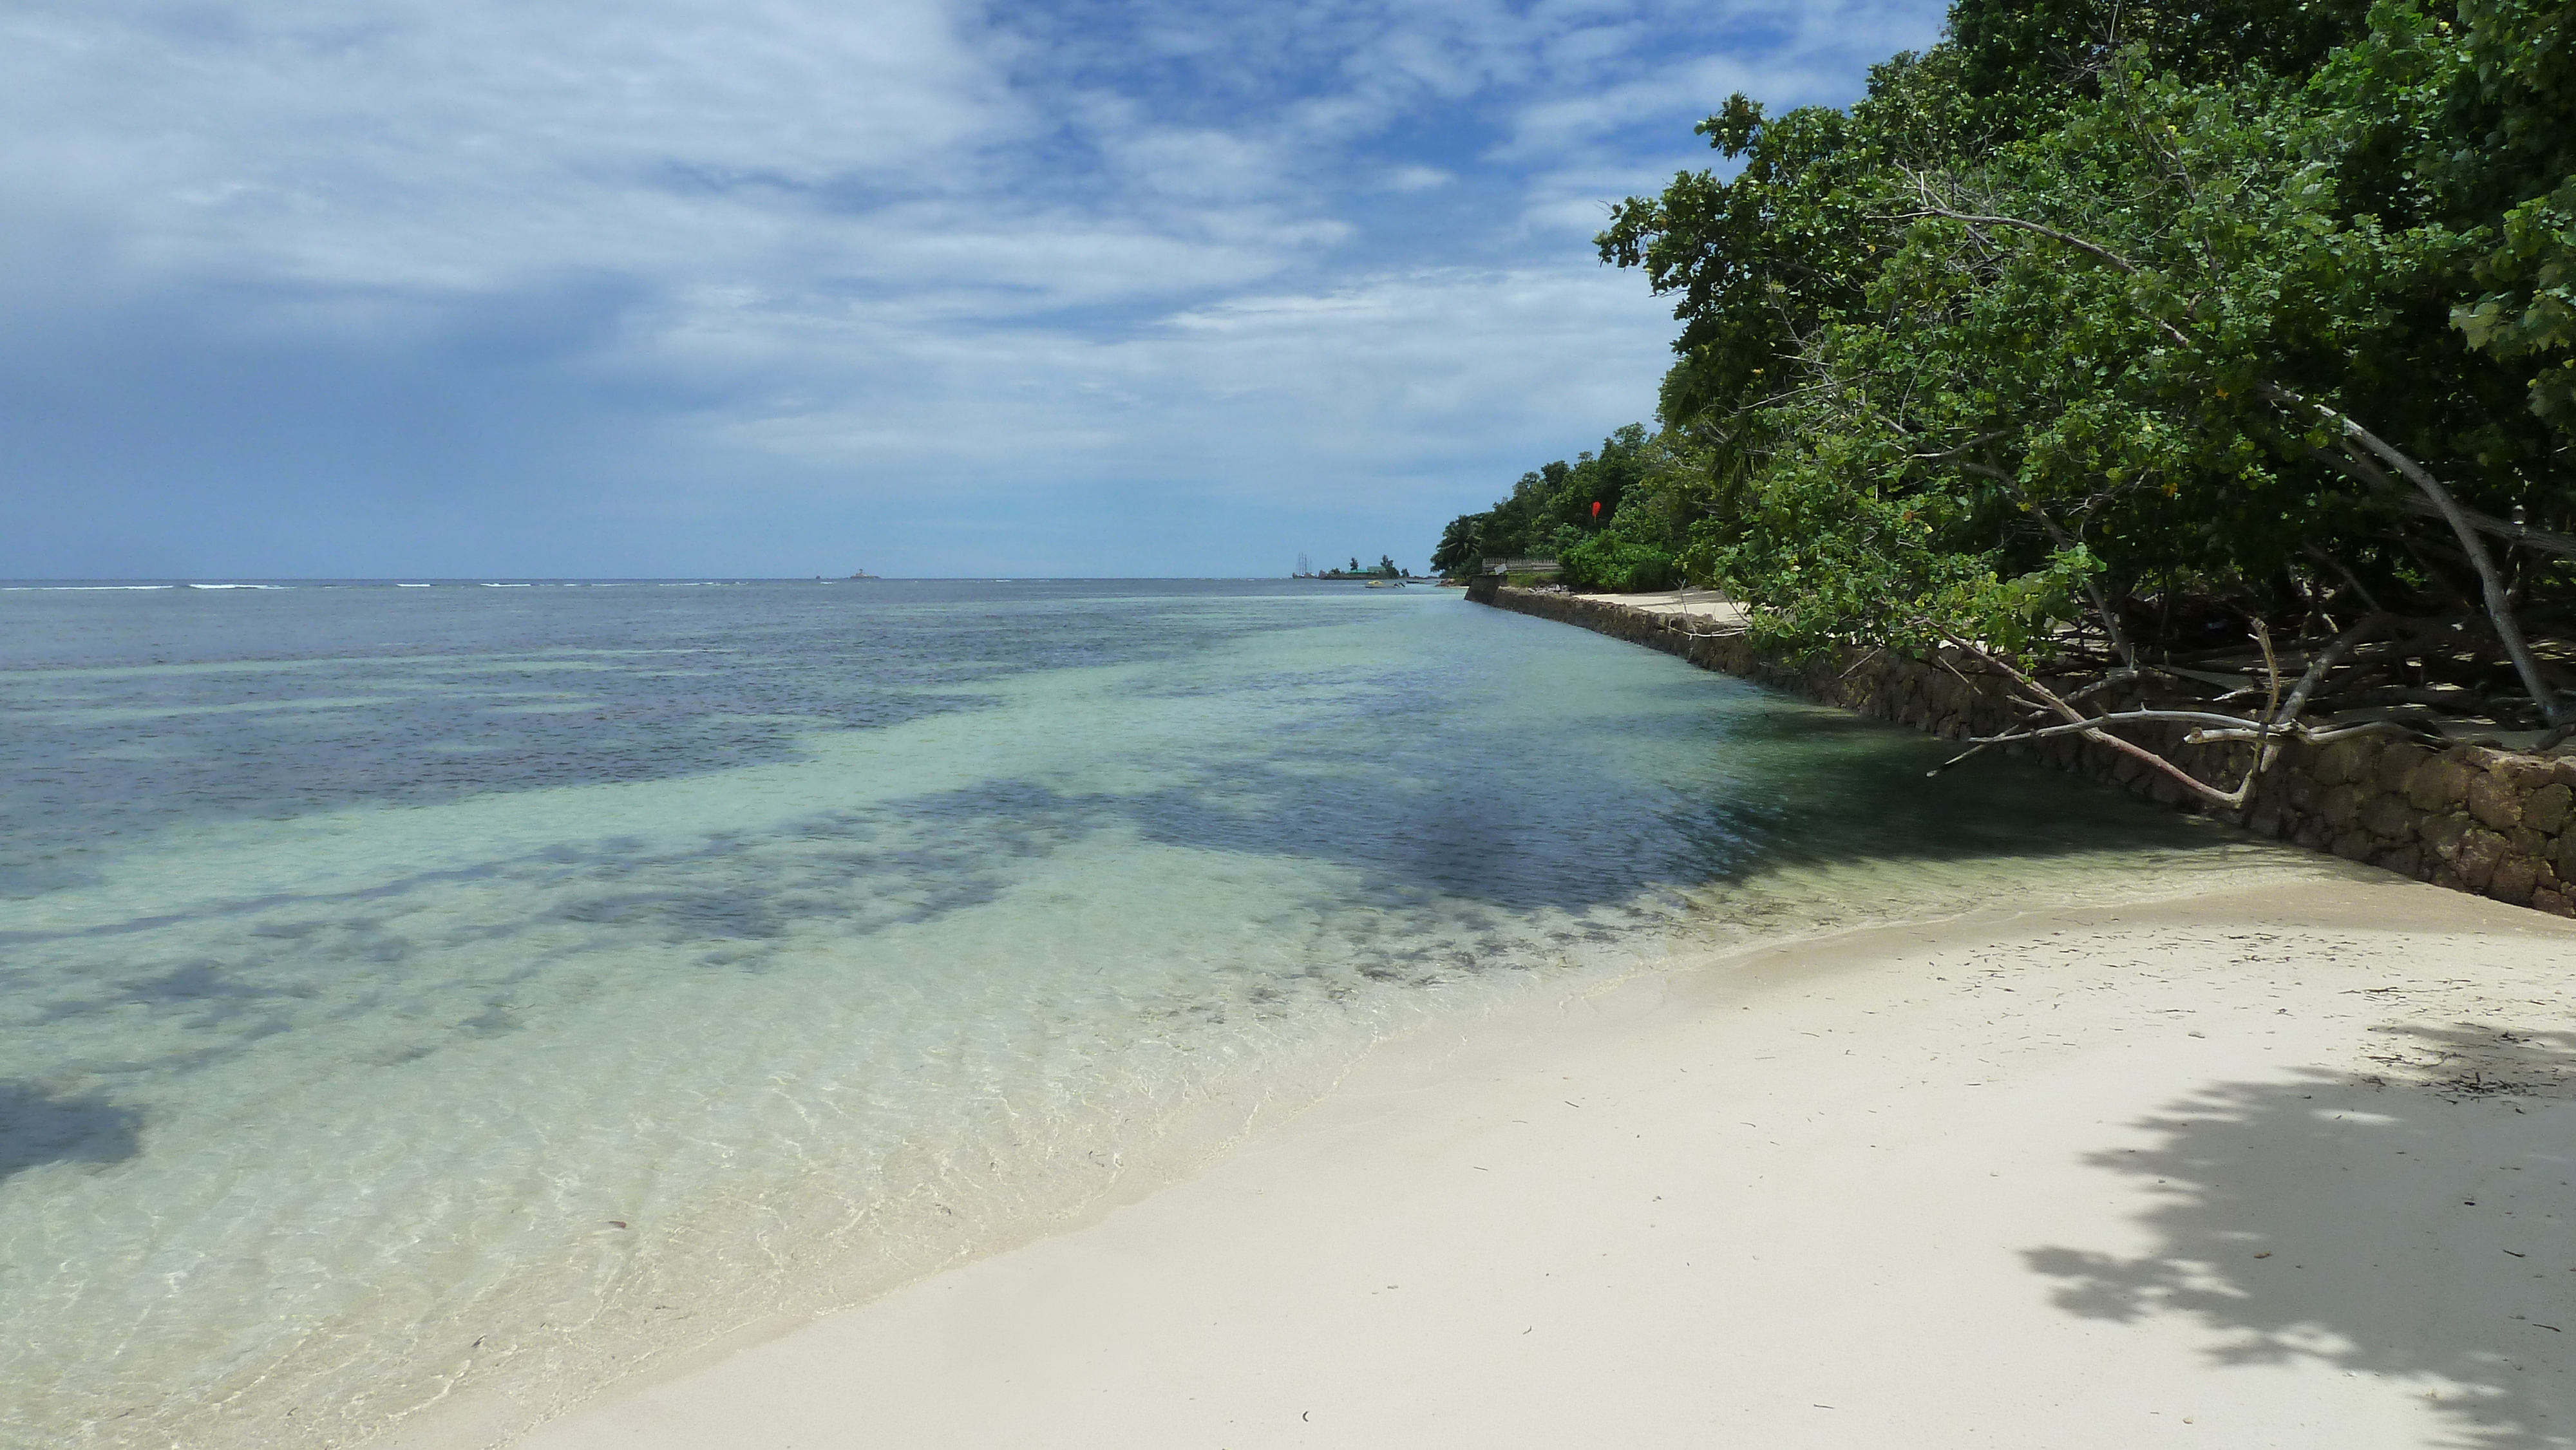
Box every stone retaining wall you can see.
[1470,579,2576,918]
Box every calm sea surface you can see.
[0,579,2316,1447]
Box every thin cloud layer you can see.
[0,0,1942,577]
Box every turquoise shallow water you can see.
[0,580,2322,1447]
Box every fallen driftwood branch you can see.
[1924,625,2280,808]
[1915,603,2570,805]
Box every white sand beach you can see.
[421,871,2576,1450]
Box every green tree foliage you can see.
[1428,424,1687,587]
[1586,0,2575,758]
[2444,0,2576,427]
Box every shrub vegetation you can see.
[1439,0,2576,782]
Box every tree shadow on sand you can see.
[2026,1025,2576,1449]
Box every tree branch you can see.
[1907,430,2016,464]
[1933,628,2260,807]
[1895,203,2144,276]
[1969,707,2300,742]
[2276,612,2390,724]
[2389,493,2576,560]
[2266,384,2566,728]
[1890,184,2198,350]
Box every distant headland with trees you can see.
[1298,553,1412,579]
[1439,0,2574,763]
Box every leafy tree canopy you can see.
[1543,0,2576,764]
[1430,424,1689,589]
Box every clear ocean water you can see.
[0,579,2316,1448]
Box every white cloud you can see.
[663,264,1671,520]
[1382,164,1455,191]
[0,0,1949,574]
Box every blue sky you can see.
[1,0,1944,579]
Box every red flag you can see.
[1590,500,1602,519]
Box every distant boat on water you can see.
[846,570,880,580]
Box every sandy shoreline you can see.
[404,871,2576,1449]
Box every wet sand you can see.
[418,872,2576,1450]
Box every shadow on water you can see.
[2025,1028,2576,1449]
[0,1082,142,1182]
[1070,701,2238,917]
[3,594,2282,1104]
[0,581,1357,899]
[8,693,2253,1082]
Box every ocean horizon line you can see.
[1,575,1394,588]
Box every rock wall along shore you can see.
[1469,581,2576,918]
